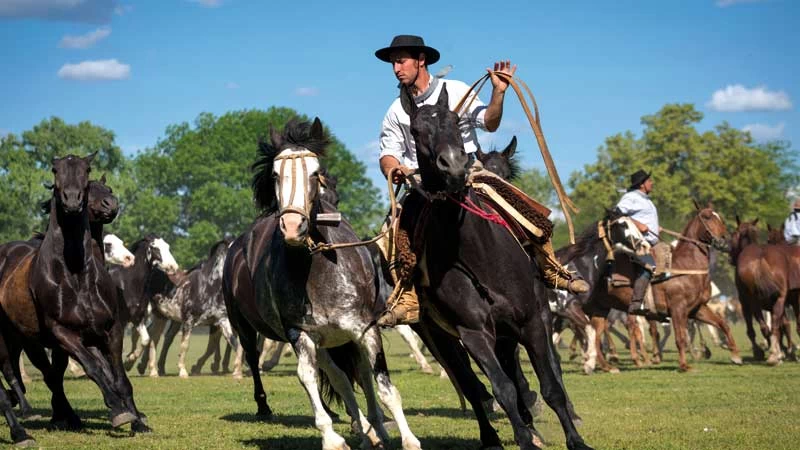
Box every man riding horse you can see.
[374,34,589,327]
[783,198,800,245]
[614,169,660,315]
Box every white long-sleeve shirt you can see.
[616,190,660,246]
[784,211,800,244]
[379,77,487,169]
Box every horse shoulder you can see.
[0,253,40,335]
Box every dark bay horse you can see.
[400,84,590,450]
[224,118,420,450]
[0,154,148,442]
[730,218,800,364]
[108,234,179,372]
[0,174,137,445]
[581,204,741,372]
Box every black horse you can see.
[0,154,149,443]
[400,85,591,450]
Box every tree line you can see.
[1,104,796,282]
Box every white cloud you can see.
[0,0,115,24]
[706,84,792,112]
[114,4,133,15]
[225,82,239,89]
[189,0,224,7]
[742,122,785,141]
[716,0,768,7]
[57,59,130,81]
[295,87,319,97]
[58,26,111,49]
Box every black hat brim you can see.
[375,46,440,65]
[629,171,652,190]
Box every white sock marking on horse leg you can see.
[584,324,597,374]
[232,344,244,379]
[178,327,192,378]
[294,333,346,450]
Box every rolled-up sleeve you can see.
[379,108,405,163]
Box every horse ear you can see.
[85,151,97,164]
[475,147,486,162]
[502,136,517,159]
[735,214,740,227]
[436,83,450,109]
[310,117,324,141]
[753,218,759,226]
[693,198,701,211]
[100,173,107,184]
[399,84,417,117]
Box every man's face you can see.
[642,177,653,194]
[390,50,422,86]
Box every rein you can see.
[454,71,578,243]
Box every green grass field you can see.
[8,323,800,450]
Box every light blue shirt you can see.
[616,190,660,245]
[784,211,800,244]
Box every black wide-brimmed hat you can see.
[629,169,651,190]
[375,35,440,65]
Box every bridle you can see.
[274,149,319,221]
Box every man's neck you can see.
[411,69,431,96]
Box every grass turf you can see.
[6,322,800,449]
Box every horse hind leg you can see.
[24,344,81,430]
[290,331,349,450]
[0,377,34,447]
[192,326,221,375]
[395,324,434,374]
[693,304,742,365]
[177,323,193,378]
[358,327,421,450]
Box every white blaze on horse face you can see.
[103,234,135,267]
[152,238,179,273]
[273,149,320,244]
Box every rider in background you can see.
[783,198,800,245]
[615,169,659,315]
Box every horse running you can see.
[730,218,800,364]
[224,117,420,450]
[0,154,149,446]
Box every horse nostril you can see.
[437,154,451,170]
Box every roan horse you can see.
[582,203,741,372]
[399,84,590,450]
[224,118,420,450]
[730,218,800,364]
[0,154,149,446]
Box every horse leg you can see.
[590,316,616,373]
[0,376,34,447]
[740,299,764,360]
[358,327,421,449]
[767,296,788,365]
[192,326,220,376]
[24,344,81,430]
[625,315,644,367]
[290,331,349,450]
[0,340,35,420]
[124,322,150,372]
[261,340,285,372]
[221,339,233,373]
[159,320,182,377]
[395,324,434,374]
[143,315,167,377]
[519,322,593,450]
[101,321,151,433]
[693,304,742,365]
[125,323,139,371]
[459,328,538,450]
[177,323,193,379]
[648,321,662,364]
[232,312,271,417]
[496,341,544,446]
[18,354,30,384]
[670,306,691,372]
[413,321,501,448]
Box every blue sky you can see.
[1,0,797,190]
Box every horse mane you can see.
[207,238,231,259]
[129,234,158,253]
[557,209,623,262]
[251,118,331,214]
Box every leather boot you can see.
[377,282,420,327]
[532,240,590,294]
[628,270,652,315]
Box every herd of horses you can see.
[0,86,797,449]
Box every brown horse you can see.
[731,218,800,364]
[0,154,148,441]
[586,202,742,372]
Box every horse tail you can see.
[318,342,361,406]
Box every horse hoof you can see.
[14,438,36,448]
[678,366,693,373]
[730,356,743,365]
[232,372,244,380]
[190,365,202,376]
[766,357,783,366]
[123,360,135,372]
[132,420,152,433]
[50,416,82,431]
[111,412,137,428]
[609,367,620,374]
[421,365,434,375]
